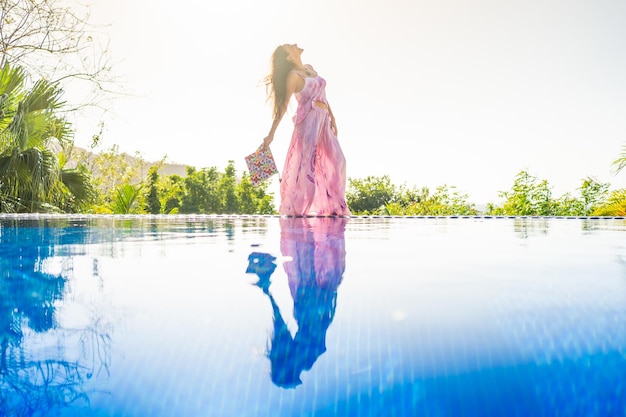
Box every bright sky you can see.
[74,0,626,205]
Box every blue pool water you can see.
[1,215,625,417]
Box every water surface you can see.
[1,215,625,416]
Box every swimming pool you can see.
[1,215,625,416]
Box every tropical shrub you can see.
[591,189,626,216]
[487,171,610,216]
[346,175,477,215]
[346,175,397,214]
[0,64,93,213]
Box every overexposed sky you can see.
[74,0,626,204]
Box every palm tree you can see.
[612,144,626,175]
[112,183,143,214]
[0,63,93,212]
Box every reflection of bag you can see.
[245,145,279,186]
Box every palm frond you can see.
[0,63,83,213]
[113,184,142,214]
[5,105,27,150]
[0,64,26,97]
[4,77,68,150]
[61,168,94,202]
[0,192,25,213]
[611,144,626,175]
[3,148,61,208]
[23,79,66,113]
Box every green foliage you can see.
[52,162,95,213]
[160,174,184,214]
[237,173,275,214]
[180,166,221,214]
[488,171,610,216]
[145,166,161,214]
[346,175,397,214]
[72,148,276,215]
[90,146,142,198]
[591,189,626,216]
[382,185,477,216]
[220,161,239,214]
[174,161,275,214]
[420,185,477,215]
[346,176,477,215]
[80,144,147,213]
[112,184,143,214]
[489,171,554,216]
[573,177,609,215]
[0,63,93,213]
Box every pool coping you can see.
[0,214,624,220]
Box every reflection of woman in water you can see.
[246,217,347,388]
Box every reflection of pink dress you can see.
[263,217,347,387]
[280,217,347,296]
[279,70,351,216]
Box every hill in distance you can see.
[68,146,188,180]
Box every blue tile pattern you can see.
[0,215,624,416]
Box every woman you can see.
[263,44,351,216]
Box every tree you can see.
[180,166,221,214]
[346,175,478,216]
[489,171,554,216]
[346,175,397,214]
[488,172,611,216]
[218,160,239,214]
[144,165,161,214]
[0,63,93,212]
[381,185,477,216]
[551,177,609,217]
[51,152,94,212]
[577,177,609,215]
[0,0,115,113]
[236,173,274,214]
[591,189,626,216]
[425,185,477,215]
[175,163,276,214]
[160,174,184,214]
[80,144,147,213]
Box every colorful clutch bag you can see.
[245,145,279,186]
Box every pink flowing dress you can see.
[279,69,351,216]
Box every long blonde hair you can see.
[264,45,294,120]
